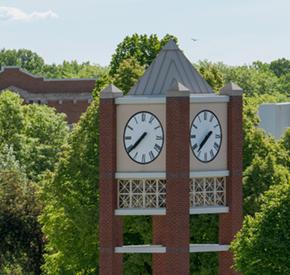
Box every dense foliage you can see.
[232,179,290,274]
[0,91,68,274]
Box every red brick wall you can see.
[0,67,95,123]
[219,96,243,275]
[99,98,123,275]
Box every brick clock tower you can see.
[99,41,243,275]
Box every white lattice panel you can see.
[118,179,166,208]
[190,177,226,207]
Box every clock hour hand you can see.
[198,131,213,152]
[128,132,147,153]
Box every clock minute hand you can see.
[128,132,147,153]
[198,131,213,152]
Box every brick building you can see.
[0,66,96,124]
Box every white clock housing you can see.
[190,110,222,163]
[123,111,164,164]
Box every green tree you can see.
[109,33,178,76]
[232,179,290,275]
[0,146,43,274]
[269,58,290,77]
[0,49,45,74]
[113,57,145,93]
[40,99,100,274]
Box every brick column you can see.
[219,83,243,275]
[99,85,123,275]
[164,81,190,275]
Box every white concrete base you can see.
[115,245,166,254]
[190,244,230,253]
[115,208,166,216]
[190,206,229,215]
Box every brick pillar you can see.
[164,81,190,275]
[219,83,243,275]
[99,85,123,275]
[152,216,166,275]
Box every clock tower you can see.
[99,40,243,274]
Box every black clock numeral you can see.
[210,149,214,158]
[154,144,161,153]
[141,113,146,122]
[192,143,198,150]
[149,151,154,160]
[209,114,214,122]
[191,134,196,139]
[214,142,219,150]
[133,152,138,160]
[156,135,163,140]
[192,124,198,129]
[125,136,132,140]
[204,152,207,161]
[214,124,219,128]
[154,125,161,130]
[197,151,201,158]
[204,111,207,120]
[127,125,134,131]
[134,116,138,124]
[198,115,201,122]
[149,115,154,124]
[141,154,146,163]
[215,134,221,139]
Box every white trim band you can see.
[190,206,229,215]
[115,245,166,254]
[190,95,229,103]
[115,172,166,179]
[115,96,165,104]
[116,170,229,179]
[190,170,229,178]
[115,208,166,216]
[190,244,230,253]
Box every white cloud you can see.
[0,6,58,22]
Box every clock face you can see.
[123,111,164,164]
[190,110,222,163]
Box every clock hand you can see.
[128,132,147,153]
[198,131,213,152]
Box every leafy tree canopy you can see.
[232,179,290,275]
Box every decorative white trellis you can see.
[117,177,226,209]
[118,179,166,208]
[189,177,226,207]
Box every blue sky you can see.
[1,0,289,66]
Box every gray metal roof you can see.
[128,40,213,95]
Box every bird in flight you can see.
[191,38,198,42]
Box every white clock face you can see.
[123,111,164,164]
[190,110,222,163]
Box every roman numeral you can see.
[133,152,138,160]
[134,116,138,124]
[149,115,154,124]
[149,151,154,160]
[192,124,198,129]
[210,149,214,158]
[197,151,201,158]
[214,142,219,150]
[156,135,163,140]
[154,144,161,152]
[204,152,207,161]
[198,115,201,122]
[125,136,132,140]
[214,124,219,128]
[192,143,198,150]
[127,125,133,131]
[215,134,221,139]
[191,134,196,139]
[141,154,146,163]
[154,125,161,130]
[141,113,146,122]
[127,145,133,152]
[204,111,207,120]
[209,114,214,122]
